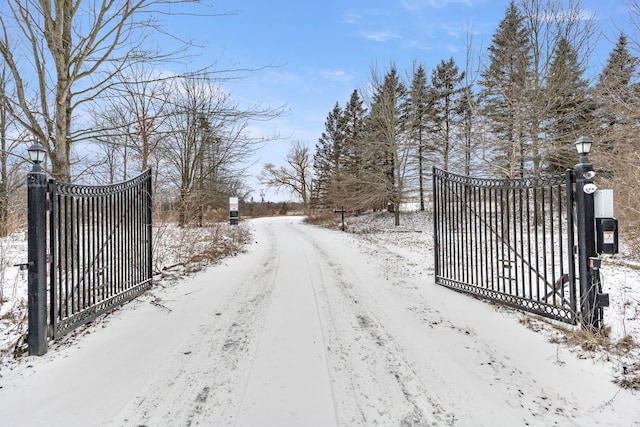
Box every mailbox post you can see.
[334,206,346,231]
[229,197,238,242]
[229,197,239,226]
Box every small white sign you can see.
[229,197,239,211]
[603,231,614,245]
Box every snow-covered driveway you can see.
[0,216,638,426]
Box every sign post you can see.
[229,197,239,225]
[334,206,345,231]
[229,197,239,241]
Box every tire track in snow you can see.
[112,217,596,426]
[290,224,455,426]
[345,227,602,426]
[109,222,280,427]
[234,219,339,427]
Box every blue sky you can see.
[170,0,634,202]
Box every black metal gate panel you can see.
[48,170,153,338]
[432,167,577,324]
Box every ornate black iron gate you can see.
[48,170,153,338]
[432,167,577,324]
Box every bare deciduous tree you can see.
[162,76,282,226]
[90,64,173,183]
[0,0,222,181]
[0,41,25,236]
[520,0,597,174]
[260,141,312,214]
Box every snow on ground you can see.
[0,233,28,355]
[0,213,639,426]
[0,222,248,362]
[346,211,640,385]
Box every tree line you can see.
[299,0,640,240]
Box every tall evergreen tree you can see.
[403,63,431,211]
[592,33,638,162]
[479,1,532,178]
[313,90,367,211]
[341,90,367,210]
[590,32,639,240]
[313,102,345,207]
[428,58,465,172]
[544,37,593,172]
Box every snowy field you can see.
[0,213,638,426]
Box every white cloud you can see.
[408,39,434,51]
[442,24,463,38]
[443,42,462,54]
[401,0,475,10]
[321,69,351,83]
[359,31,399,42]
[260,71,302,86]
[340,12,361,24]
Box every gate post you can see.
[573,136,599,331]
[27,143,48,355]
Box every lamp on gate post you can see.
[574,136,599,331]
[28,142,46,171]
[574,136,593,164]
[27,142,48,355]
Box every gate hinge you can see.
[14,262,33,271]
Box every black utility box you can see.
[596,217,618,255]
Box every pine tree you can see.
[590,32,640,243]
[544,36,593,173]
[428,58,465,173]
[403,63,431,211]
[479,1,532,178]
[341,90,367,210]
[313,102,345,208]
[592,33,638,163]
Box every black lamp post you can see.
[27,142,48,355]
[573,136,599,331]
